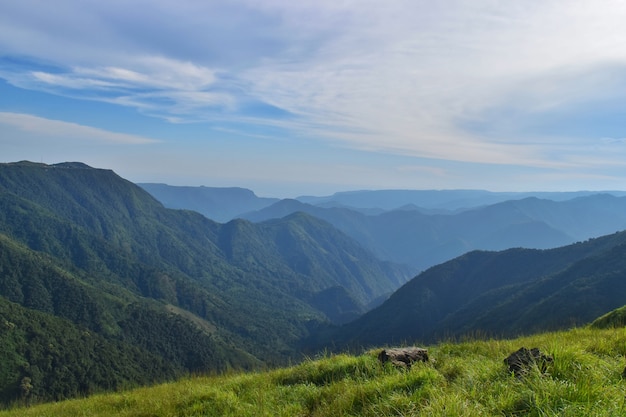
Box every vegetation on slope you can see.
[3,326,625,416]
[0,161,411,404]
[0,296,178,405]
[326,230,626,348]
[591,304,626,329]
[0,226,259,404]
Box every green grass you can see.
[3,327,626,416]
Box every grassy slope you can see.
[4,326,626,417]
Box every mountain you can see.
[242,195,626,271]
[244,200,398,269]
[321,230,626,348]
[0,161,410,404]
[296,189,626,211]
[138,183,279,222]
[142,184,626,272]
[140,186,626,224]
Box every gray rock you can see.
[378,347,429,369]
[504,347,553,376]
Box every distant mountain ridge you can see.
[140,183,626,272]
[138,183,279,222]
[296,189,626,211]
[139,185,626,224]
[241,194,626,271]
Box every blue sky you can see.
[1,0,626,197]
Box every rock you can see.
[378,347,429,369]
[504,347,553,376]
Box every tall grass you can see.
[2,327,625,416]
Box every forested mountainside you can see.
[0,161,410,404]
[320,230,626,349]
[241,194,626,271]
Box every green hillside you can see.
[0,233,259,403]
[591,304,626,329]
[0,161,410,404]
[2,326,625,416]
[326,230,626,348]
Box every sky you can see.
[1,0,626,197]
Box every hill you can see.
[592,304,626,329]
[0,161,410,404]
[140,186,626,222]
[296,189,626,211]
[2,326,625,416]
[322,230,626,348]
[243,195,626,271]
[141,184,626,272]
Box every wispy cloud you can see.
[1,56,235,122]
[2,0,626,172]
[235,0,626,169]
[0,112,159,145]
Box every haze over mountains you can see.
[2,161,626,405]
[322,230,626,348]
[141,183,626,272]
[140,183,626,220]
[139,183,280,223]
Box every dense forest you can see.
[0,161,409,404]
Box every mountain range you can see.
[241,194,626,272]
[140,184,626,219]
[141,184,626,272]
[3,160,626,406]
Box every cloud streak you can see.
[2,0,626,174]
[0,112,159,145]
[1,56,235,122]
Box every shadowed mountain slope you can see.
[321,230,626,348]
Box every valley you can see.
[4,2,626,415]
[1,161,626,410]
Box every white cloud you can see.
[1,55,232,121]
[2,0,626,172]
[74,57,218,91]
[234,0,626,167]
[0,112,159,145]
